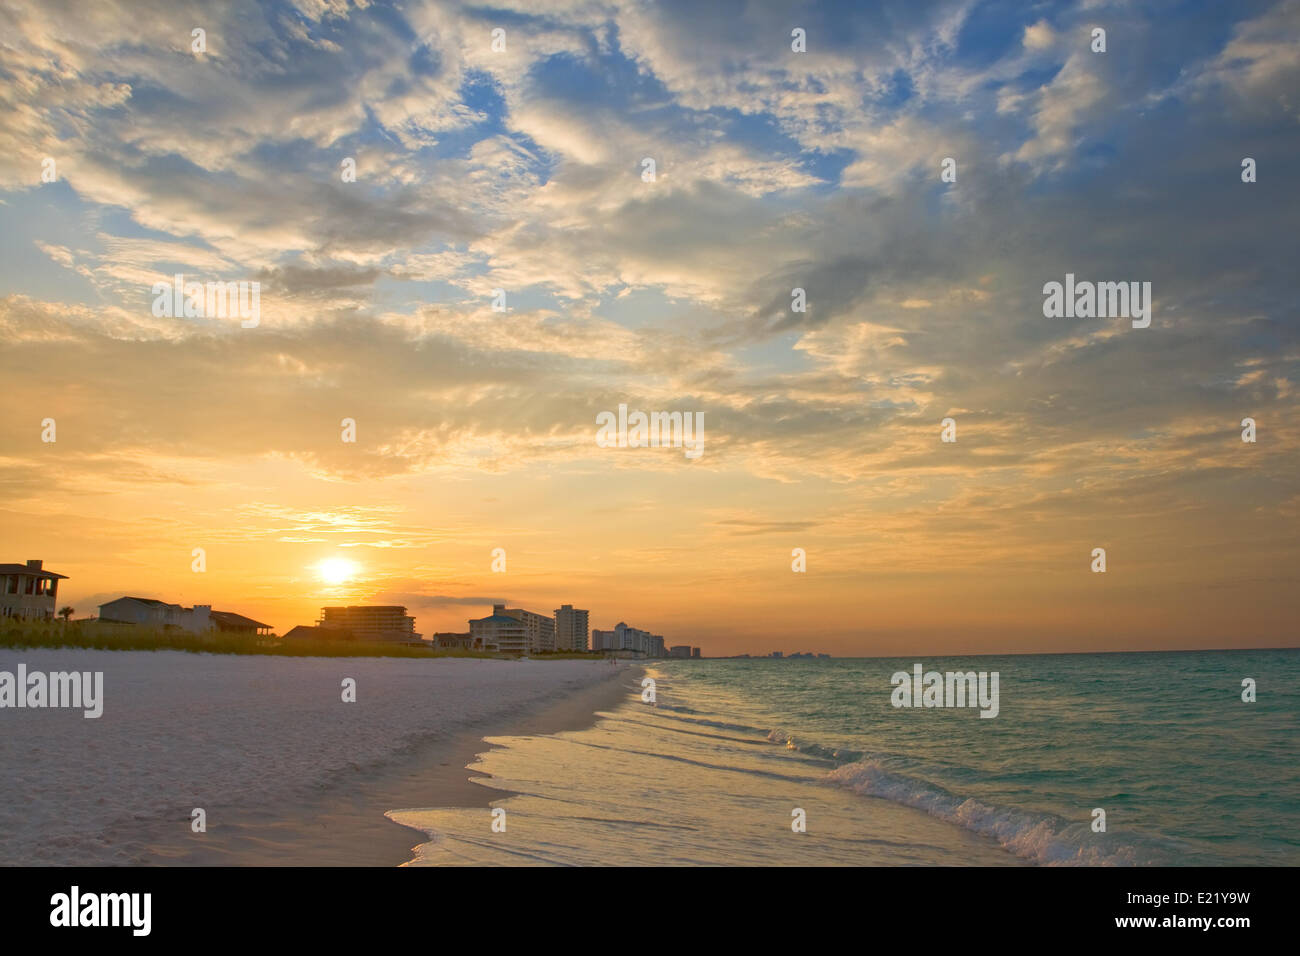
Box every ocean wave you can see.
[768,728,1154,865]
[828,759,1156,866]
[766,728,863,764]
[652,705,771,735]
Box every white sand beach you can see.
[0,649,634,865]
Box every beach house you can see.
[432,632,474,650]
[97,597,272,636]
[0,559,67,621]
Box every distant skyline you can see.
[2,0,1298,656]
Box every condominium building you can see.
[318,605,421,642]
[590,622,666,657]
[469,606,528,655]
[554,604,589,652]
[500,605,556,653]
[619,622,658,655]
[616,621,640,651]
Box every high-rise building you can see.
[554,604,589,652]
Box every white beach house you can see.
[97,596,272,636]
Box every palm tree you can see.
[59,606,74,623]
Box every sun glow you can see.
[317,557,360,586]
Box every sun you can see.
[317,557,360,586]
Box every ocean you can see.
[390,650,1300,866]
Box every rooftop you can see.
[321,605,409,612]
[470,613,527,626]
[108,596,178,608]
[210,610,272,630]
[0,562,67,580]
[99,596,269,629]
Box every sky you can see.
[1,0,1297,656]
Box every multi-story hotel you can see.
[500,605,556,653]
[317,605,421,642]
[469,606,528,655]
[554,604,589,652]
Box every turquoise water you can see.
[393,650,1300,866]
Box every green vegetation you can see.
[1,620,621,661]
[0,620,504,659]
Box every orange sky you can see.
[5,420,1297,656]
[2,1,1297,656]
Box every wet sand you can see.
[139,664,640,866]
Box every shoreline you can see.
[141,662,643,866]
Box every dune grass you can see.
[0,619,613,660]
[2,620,475,659]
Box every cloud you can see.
[1,0,1298,646]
